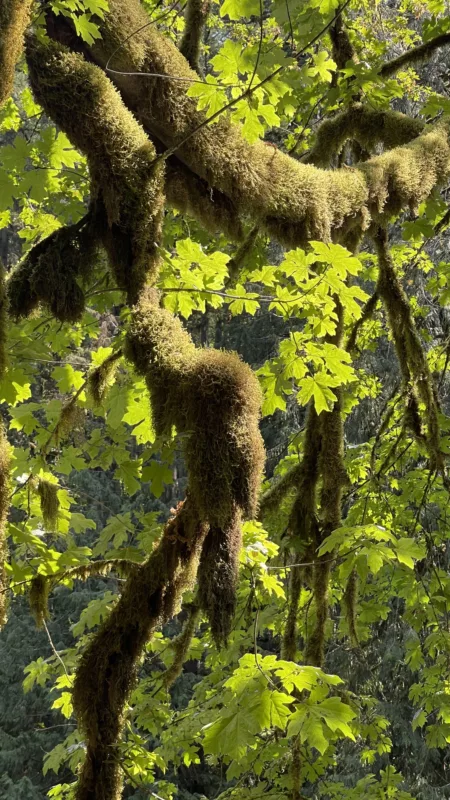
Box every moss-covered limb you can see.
[346,290,379,353]
[88,349,123,405]
[180,0,210,74]
[162,602,201,688]
[165,160,244,242]
[259,462,304,517]
[7,211,98,323]
[342,568,359,646]
[25,37,164,305]
[374,227,444,471]
[69,0,450,247]
[281,562,302,662]
[0,423,10,629]
[304,105,424,168]
[305,306,346,668]
[125,288,265,528]
[73,498,207,800]
[225,226,259,288]
[0,0,32,106]
[379,32,450,79]
[329,12,357,71]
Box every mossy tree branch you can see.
[0,0,32,106]
[180,0,211,74]
[379,32,450,79]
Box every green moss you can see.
[0,264,8,381]
[25,37,164,305]
[87,350,123,406]
[37,479,60,532]
[72,498,207,800]
[374,227,444,471]
[0,424,10,629]
[29,575,50,629]
[0,0,31,107]
[180,0,210,73]
[281,563,302,662]
[163,602,200,688]
[343,568,359,647]
[7,213,97,323]
[305,105,424,168]
[197,510,241,645]
[88,0,450,248]
[126,288,265,527]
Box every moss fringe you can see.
[72,498,207,800]
[37,479,60,532]
[162,602,200,688]
[29,575,50,628]
[0,0,31,107]
[7,213,97,323]
[0,423,10,629]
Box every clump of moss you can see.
[343,568,359,646]
[305,104,424,168]
[37,479,60,532]
[126,288,265,527]
[87,350,123,406]
[0,0,32,107]
[25,36,165,305]
[162,601,200,688]
[72,497,207,800]
[7,214,97,323]
[29,575,50,629]
[197,509,241,645]
[53,401,84,447]
[0,423,10,629]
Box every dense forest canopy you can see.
[4,0,450,798]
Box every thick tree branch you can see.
[0,0,32,106]
[65,0,450,248]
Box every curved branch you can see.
[380,32,450,79]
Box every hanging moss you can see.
[0,0,31,107]
[0,263,8,381]
[343,568,359,647]
[126,288,265,527]
[25,36,165,305]
[53,401,84,447]
[81,0,450,248]
[72,498,207,800]
[87,350,123,406]
[37,479,60,532]
[225,226,259,288]
[7,213,97,323]
[305,105,424,168]
[180,0,210,73]
[29,575,50,629]
[374,227,444,471]
[165,161,244,242]
[281,562,302,662]
[162,601,200,688]
[0,423,10,629]
[197,509,241,645]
